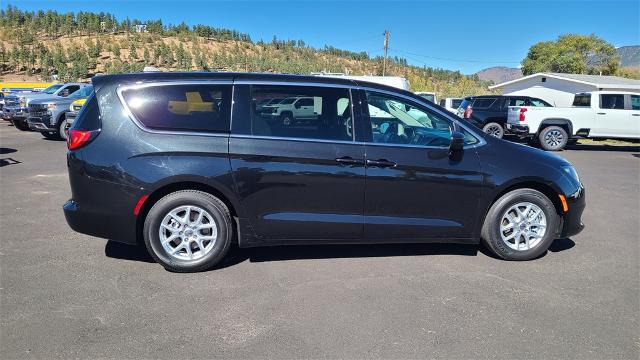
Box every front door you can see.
[230,84,365,240]
[360,90,484,241]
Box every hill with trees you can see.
[0,6,493,98]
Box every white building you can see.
[489,72,640,107]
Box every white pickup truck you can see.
[506,91,640,150]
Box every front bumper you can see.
[560,185,586,238]
[3,106,27,120]
[505,123,530,137]
[27,116,56,131]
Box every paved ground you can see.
[1,122,638,359]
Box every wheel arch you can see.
[539,118,573,136]
[477,180,565,237]
[135,181,240,245]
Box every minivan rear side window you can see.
[250,85,353,141]
[72,93,101,131]
[121,84,232,133]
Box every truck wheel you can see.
[11,119,30,131]
[483,122,504,138]
[481,188,560,261]
[143,190,233,272]
[539,126,568,151]
[280,112,293,126]
[58,117,69,141]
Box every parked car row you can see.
[417,89,639,151]
[2,83,93,140]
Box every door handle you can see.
[632,114,640,116]
[597,112,606,115]
[366,159,397,168]
[335,157,365,166]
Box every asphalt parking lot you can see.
[1,122,638,359]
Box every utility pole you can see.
[383,30,389,76]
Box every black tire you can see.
[58,117,69,141]
[280,112,293,126]
[143,190,233,272]
[41,131,59,140]
[538,126,568,151]
[482,122,504,138]
[11,119,30,131]
[481,188,560,261]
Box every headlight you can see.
[47,103,57,109]
[19,98,26,107]
[562,165,580,184]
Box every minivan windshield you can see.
[41,84,64,94]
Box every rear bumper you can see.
[560,186,586,238]
[505,123,531,137]
[64,199,139,245]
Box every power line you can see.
[389,47,522,64]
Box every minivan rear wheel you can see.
[143,190,233,272]
[481,189,560,261]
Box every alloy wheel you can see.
[499,202,547,251]
[159,205,218,261]
[544,129,564,148]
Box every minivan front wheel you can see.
[143,190,233,272]
[481,189,560,261]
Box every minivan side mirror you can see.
[449,131,465,154]
[59,89,70,97]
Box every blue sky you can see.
[6,0,639,74]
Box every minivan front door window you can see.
[366,91,452,147]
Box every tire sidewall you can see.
[539,126,568,151]
[144,192,232,271]
[483,122,504,138]
[58,117,68,140]
[485,190,559,261]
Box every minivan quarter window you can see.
[121,83,232,133]
[250,85,353,141]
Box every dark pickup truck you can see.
[457,95,552,138]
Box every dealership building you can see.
[489,72,640,107]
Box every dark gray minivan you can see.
[64,72,585,272]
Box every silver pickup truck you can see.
[3,83,87,131]
[27,85,93,140]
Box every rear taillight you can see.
[463,106,473,119]
[519,107,528,122]
[67,129,99,150]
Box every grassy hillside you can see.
[0,6,494,99]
